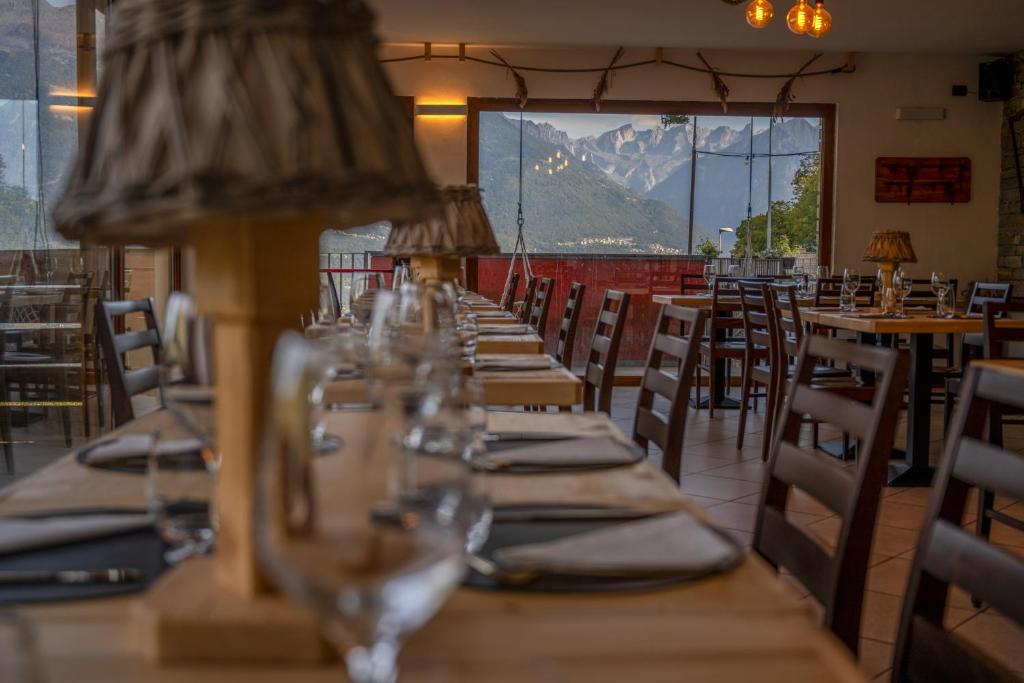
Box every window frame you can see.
[465,97,835,289]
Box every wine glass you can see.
[893,268,913,318]
[791,264,805,295]
[842,268,861,312]
[931,271,950,318]
[160,292,216,447]
[702,263,717,291]
[392,263,410,291]
[350,273,386,328]
[257,333,466,683]
[306,283,340,338]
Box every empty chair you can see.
[892,363,1024,682]
[631,304,705,482]
[753,335,909,654]
[95,298,163,428]
[813,276,876,308]
[528,277,555,338]
[500,272,521,313]
[961,281,1012,356]
[518,275,538,324]
[695,277,748,418]
[582,289,630,415]
[554,281,586,370]
[680,272,708,295]
[736,281,773,453]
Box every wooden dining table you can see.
[476,333,545,355]
[801,309,1024,486]
[1,408,868,682]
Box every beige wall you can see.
[383,47,1003,288]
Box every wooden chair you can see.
[961,281,1012,355]
[324,272,341,320]
[632,304,705,482]
[528,277,555,338]
[500,272,520,313]
[695,277,748,418]
[517,275,538,324]
[582,289,630,416]
[753,335,909,655]
[892,363,1024,683]
[680,272,708,295]
[554,281,586,371]
[813,276,876,308]
[95,298,163,428]
[736,281,773,453]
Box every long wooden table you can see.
[476,333,544,355]
[3,409,867,682]
[802,309,1024,486]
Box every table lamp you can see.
[53,0,438,662]
[385,184,501,284]
[863,230,917,292]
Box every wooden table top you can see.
[476,333,545,355]
[5,410,866,682]
[474,356,581,406]
[801,309,1024,334]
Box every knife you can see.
[0,568,144,585]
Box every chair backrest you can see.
[707,277,747,338]
[324,272,341,320]
[982,301,1024,360]
[814,276,876,307]
[528,277,555,337]
[769,283,804,364]
[680,272,708,295]
[632,304,705,482]
[95,298,163,428]
[501,272,520,312]
[62,271,94,305]
[967,282,1012,315]
[583,289,630,415]
[892,364,1024,683]
[753,335,909,654]
[555,282,586,368]
[738,281,775,364]
[902,277,957,308]
[519,276,538,324]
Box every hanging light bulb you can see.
[807,0,832,37]
[745,0,774,28]
[786,0,813,34]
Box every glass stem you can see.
[346,640,399,683]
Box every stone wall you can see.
[998,52,1024,294]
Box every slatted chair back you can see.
[892,364,1024,683]
[632,304,705,482]
[814,276,876,307]
[738,281,776,364]
[901,278,958,308]
[707,276,748,336]
[583,289,630,415]
[528,277,555,337]
[500,272,520,312]
[555,282,586,369]
[983,301,1024,360]
[770,283,805,363]
[753,335,909,655]
[95,298,163,427]
[680,272,708,295]
[324,272,341,320]
[62,271,94,306]
[967,282,1012,315]
[518,276,538,324]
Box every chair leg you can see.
[694,364,702,412]
[708,356,717,420]
[737,356,752,449]
[1,372,13,475]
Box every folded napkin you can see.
[475,355,555,372]
[494,510,742,576]
[474,436,641,472]
[79,434,204,469]
[478,324,531,335]
[0,513,154,556]
[486,412,618,442]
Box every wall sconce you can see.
[48,93,97,111]
[415,103,468,117]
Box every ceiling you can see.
[366,0,1024,55]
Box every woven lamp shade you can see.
[385,185,501,257]
[862,230,918,264]
[53,0,437,245]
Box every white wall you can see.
[383,46,1003,287]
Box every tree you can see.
[730,154,821,257]
[696,236,720,258]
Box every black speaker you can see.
[979,59,1014,102]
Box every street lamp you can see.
[718,227,735,254]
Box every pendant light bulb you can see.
[786,0,813,34]
[807,0,832,37]
[745,0,774,28]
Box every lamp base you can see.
[135,557,333,663]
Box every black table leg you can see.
[887,332,935,487]
[692,312,741,410]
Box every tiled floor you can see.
[607,386,1024,682]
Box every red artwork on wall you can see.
[874,157,971,204]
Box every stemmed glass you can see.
[350,273,386,329]
[893,268,913,318]
[257,333,467,683]
[842,268,861,312]
[702,263,717,291]
[931,271,951,318]
[392,263,410,291]
[791,264,805,295]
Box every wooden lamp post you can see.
[53,0,438,662]
[385,185,501,285]
[863,230,918,292]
